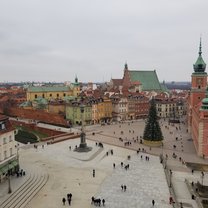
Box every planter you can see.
[143,139,163,147]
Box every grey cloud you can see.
[0,0,208,82]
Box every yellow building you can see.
[97,97,112,123]
[27,77,80,101]
[26,86,72,101]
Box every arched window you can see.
[35,94,37,98]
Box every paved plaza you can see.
[0,118,208,208]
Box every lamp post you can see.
[201,171,205,185]
[169,169,172,188]
[8,161,12,194]
[15,143,20,170]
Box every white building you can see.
[0,115,19,182]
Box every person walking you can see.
[121,185,123,191]
[67,197,71,206]
[152,199,155,207]
[124,185,127,192]
[62,197,66,205]
[102,199,105,206]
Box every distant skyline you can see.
[0,0,208,83]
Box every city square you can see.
[0,118,207,208]
[1,1,208,208]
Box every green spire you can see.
[75,75,78,83]
[193,38,206,73]
[124,62,128,70]
[199,37,202,56]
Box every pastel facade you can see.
[26,77,80,102]
[111,96,128,121]
[65,102,92,125]
[27,86,73,101]
[0,115,19,182]
[97,97,112,123]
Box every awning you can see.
[0,166,8,174]
[0,160,18,174]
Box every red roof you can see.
[111,79,123,87]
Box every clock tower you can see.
[190,38,207,107]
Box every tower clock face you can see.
[197,79,202,84]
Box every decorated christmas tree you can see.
[143,99,163,142]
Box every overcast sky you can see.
[0,0,208,83]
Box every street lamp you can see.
[15,143,20,170]
[169,169,172,188]
[201,171,205,185]
[8,161,12,194]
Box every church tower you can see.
[123,62,130,88]
[72,75,80,97]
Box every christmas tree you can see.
[143,99,163,141]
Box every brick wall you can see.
[5,107,68,126]
[10,120,63,137]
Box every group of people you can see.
[62,193,72,206]
[121,184,127,192]
[91,197,105,206]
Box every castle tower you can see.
[190,38,207,107]
[188,39,207,132]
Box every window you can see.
[35,94,37,98]
[0,123,5,130]
[50,94,52,97]
[63,93,66,97]
[10,148,12,156]
[9,135,12,142]
[4,150,7,159]
[3,138,7,144]
[42,94,45,98]
[57,93,59,97]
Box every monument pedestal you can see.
[74,132,92,152]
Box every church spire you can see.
[199,37,202,56]
[124,62,128,70]
[75,75,78,83]
[193,38,206,73]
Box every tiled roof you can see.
[0,115,15,135]
[129,70,162,91]
[28,86,70,92]
[111,79,123,87]
[0,114,8,121]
